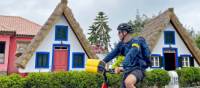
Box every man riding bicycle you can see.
[102,23,150,88]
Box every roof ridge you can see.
[145,8,173,25]
[61,0,67,3]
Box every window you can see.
[72,53,85,68]
[164,31,175,44]
[151,56,160,67]
[35,52,49,68]
[182,56,190,67]
[55,25,68,41]
[0,42,5,64]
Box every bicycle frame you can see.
[101,68,115,88]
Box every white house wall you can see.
[151,23,199,67]
[19,16,88,73]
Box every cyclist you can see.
[102,23,150,88]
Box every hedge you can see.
[0,69,170,88]
[0,74,26,88]
[25,71,123,88]
[176,67,200,87]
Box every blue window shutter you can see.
[190,57,194,67]
[55,25,68,41]
[178,56,182,67]
[35,52,49,68]
[72,53,85,68]
[159,56,163,67]
[38,54,43,66]
[42,54,48,67]
[164,31,175,44]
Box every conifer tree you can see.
[88,12,111,52]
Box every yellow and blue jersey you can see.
[103,37,149,72]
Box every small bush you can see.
[25,72,52,88]
[0,74,25,88]
[142,69,170,88]
[107,73,122,88]
[176,67,200,87]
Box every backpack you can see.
[135,36,151,68]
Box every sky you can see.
[1,0,200,45]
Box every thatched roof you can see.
[141,8,200,65]
[16,0,98,68]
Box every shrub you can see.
[0,74,25,88]
[176,67,200,87]
[142,69,170,88]
[0,69,171,88]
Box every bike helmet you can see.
[117,23,133,33]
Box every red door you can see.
[53,48,68,71]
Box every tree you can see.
[194,31,200,49]
[185,25,200,49]
[195,35,200,49]
[88,25,98,45]
[185,25,196,38]
[128,9,149,37]
[88,12,111,52]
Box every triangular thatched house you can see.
[16,0,98,74]
[141,8,200,70]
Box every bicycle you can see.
[86,59,116,88]
[85,59,144,88]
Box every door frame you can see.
[52,44,70,71]
[162,48,178,70]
